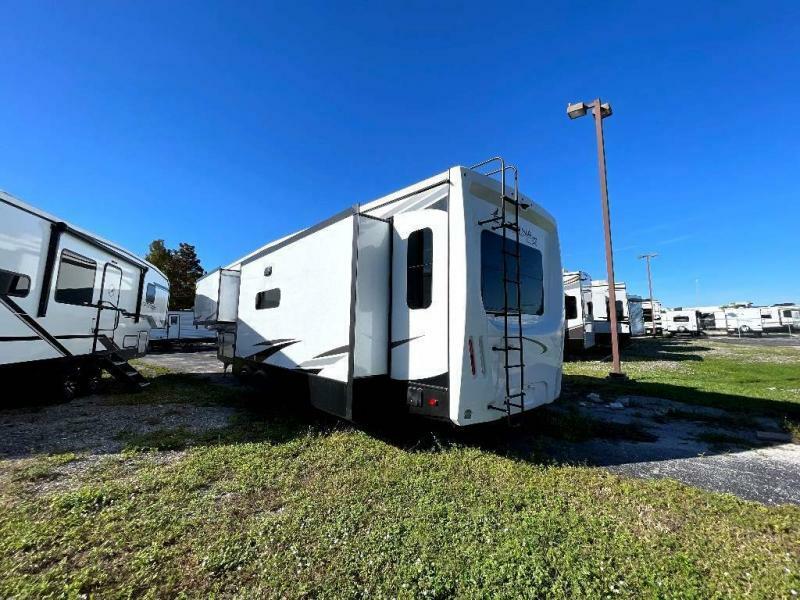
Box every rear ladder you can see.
[474,157,528,422]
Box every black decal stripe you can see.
[246,340,299,363]
[294,367,323,375]
[0,295,72,356]
[0,336,41,342]
[56,334,96,339]
[313,345,350,359]
[253,338,295,347]
[390,335,423,349]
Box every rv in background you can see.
[196,159,565,426]
[627,295,646,336]
[724,307,764,336]
[663,309,703,337]
[150,309,216,346]
[563,271,595,354]
[0,190,169,399]
[760,305,800,333]
[590,280,630,346]
[640,299,665,335]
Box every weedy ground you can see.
[1,338,799,598]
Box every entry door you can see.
[390,210,448,382]
[97,263,122,332]
[167,314,180,339]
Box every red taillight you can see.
[427,397,438,407]
[468,337,476,376]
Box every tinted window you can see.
[0,268,31,298]
[565,295,578,320]
[255,288,281,310]
[761,312,772,319]
[146,282,157,304]
[407,228,432,309]
[604,298,625,320]
[55,250,96,305]
[481,230,544,315]
[586,301,593,316]
[784,310,792,318]
[673,315,690,322]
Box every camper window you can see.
[54,250,97,306]
[784,310,792,318]
[255,289,281,310]
[145,283,157,304]
[481,230,544,315]
[0,268,31,298]
[565,295,578,320]
[407,228,432,309]
[604,299,624,320]
[761,312,772,319]
[587,301,593,316]
[673,315,690,322]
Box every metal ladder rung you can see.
[492,222,519,232]
[502,195,530,209]
[478,215,503,226]
[493,345,521,352]
[506,401,524,409]
[504,364,524,369]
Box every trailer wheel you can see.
[78,367,102,395]
[60,374,79,402]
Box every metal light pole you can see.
[567,98,625,378]
[638,253,658,338]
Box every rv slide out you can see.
[562,271,595,354]
[196,160,565,426]
[0,190,169,399]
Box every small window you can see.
[169,315,179,325]
[55,250,96,305]
[480,230,544,315]
[146,283,157,304]
[565,295,578,320]
[255,288,281,310]
[407,228,433,309]
[761,312,772,320]
[673,315,690,322]
[784,310,792,318]
[586,301,593,316]
[605,298,625,320]
[0,268,31,298]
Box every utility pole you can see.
[638,253,658,338]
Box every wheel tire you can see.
[61,375,79,402]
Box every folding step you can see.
[101,353,149,391]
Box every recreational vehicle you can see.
[640,299,664,335]
[627,295,646,337]
[0,190,169,399]
[760,305,800,333]
[663,309,703,337]
[562,271,595,353]
[150,309,216,346]
[590,280,630,345]
[724,307,764,336]
[196,159,564,426]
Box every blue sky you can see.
[1,1,798,307]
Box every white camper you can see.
[663,309,702,337]
[0,190,169,398]
[150,309,216,346]
[563,271,595,353]
[725,307,764,336]
[760,305,800,333]
[196,159,564,425]
[590,280,630,345]
[641,299,664,335]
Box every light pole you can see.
[638,253,658,338]
[567,98,625,378]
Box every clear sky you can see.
[1,2,798,308]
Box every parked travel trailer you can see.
[760,305,800,333]
[663,309,703,337]
[724,307,764,336]
[590,280,630,345]
[627,295,646,336]
[150,309,216,346]
[196,159,565,425]
[563,271,595,354]
[0,190,169,398]
[640,299,664,335]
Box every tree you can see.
[145,240,205,310]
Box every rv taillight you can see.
[427,397,438,407]
[467,337,476,376]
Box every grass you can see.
[564,338,800,426]
[0,339,799,597]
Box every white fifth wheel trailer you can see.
[196,159,564,426]
[725,307,764,336]
[640,299,664,335]
[663,309,703,337]
[563,271,594,354]
[0,190,169,399]
[590,280,630,346]
[150,309,216,346]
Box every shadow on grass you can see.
[570,338,713,364]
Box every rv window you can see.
[145,283,157,304]
[673,315,690,322]
[481,230,544,315]
[784,310,793,318]
[586,301,593,316]
[565,295,578,320]
[407,228,433,309]
[0,268,31,298]
[255,288,281,310]
[54,250,97,306]
[761,312,772,319]
[605,299,625,320]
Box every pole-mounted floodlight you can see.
[567,97,625,379]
